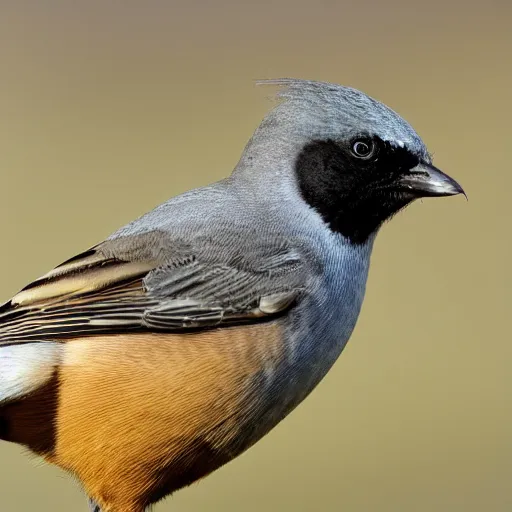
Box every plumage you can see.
[4,325,286,511]
[0,233,305,343]
[0,79,463,512]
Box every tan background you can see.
[0,1,510,510]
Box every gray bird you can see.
[0,79,463,512]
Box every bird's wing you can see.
[0,233,306,345]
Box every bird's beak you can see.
[399,162,465,198]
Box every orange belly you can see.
[2,321,285,511]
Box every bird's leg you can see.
[88,497,102,512]
[88,496,145,512]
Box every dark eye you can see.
[351,139,375,159]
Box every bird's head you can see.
[242,79,464,244]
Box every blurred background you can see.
[0,1,510,510]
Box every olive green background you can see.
[0,1,510,510]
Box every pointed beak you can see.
[399,162,465,198]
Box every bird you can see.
[0,78,464,512]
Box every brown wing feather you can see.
[11,248,157,307]
[0,247,160,344]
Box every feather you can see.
[0,237,304,345]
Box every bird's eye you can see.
[351,139,375,159]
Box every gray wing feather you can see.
[0,232,306,345]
